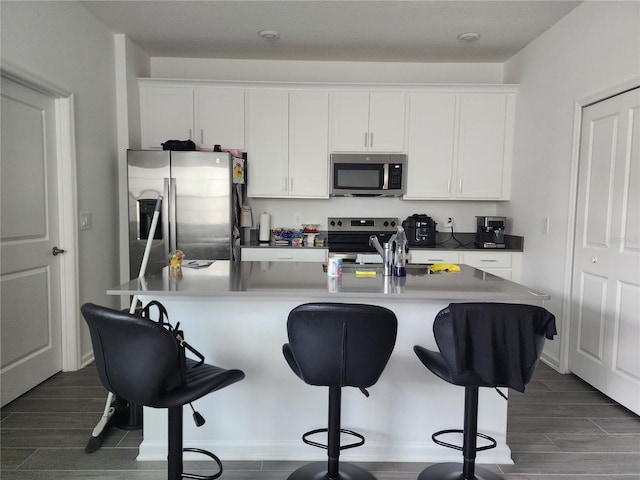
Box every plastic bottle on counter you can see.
[394,226,408,277]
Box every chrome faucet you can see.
[369,234,396,276]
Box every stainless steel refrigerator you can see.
[127,149,244,278]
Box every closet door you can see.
[569,87,639,414]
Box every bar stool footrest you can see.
[302,428,365,451]
[432,428,497,452]
[182,447,223,480]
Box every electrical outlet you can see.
[445,217,454,229]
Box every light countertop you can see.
[108,260,548,301]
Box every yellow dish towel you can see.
[355,269,377,278]
[428,263,461,273]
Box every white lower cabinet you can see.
[461,252,521,282]
[241,247,328,262]
[409,250,460,264]
[410,250,521,282]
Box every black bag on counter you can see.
[140,300,204,390]
[161,139,196,151]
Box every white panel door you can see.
[569,87,640,414]
[1,78,63,406]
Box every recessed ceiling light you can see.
[258,30,280,41]
[457,32,481,42]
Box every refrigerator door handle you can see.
[163,178,171,259]
[169,177,177,252]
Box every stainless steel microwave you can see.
[330,153,407,197]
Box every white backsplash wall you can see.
[248,197,502,234]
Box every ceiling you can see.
[80,0,583,63]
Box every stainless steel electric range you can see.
[327,216,400,262]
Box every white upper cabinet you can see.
[246,90,290,197]
[288,91,330,197]
[405,93,457,199]
[330,92,406,152]
[140,85,194,149]
[246,89,330,198]
[194,88,245,149]
[456,93,513,199]
[404,91,515,200]
[140,82,245,150]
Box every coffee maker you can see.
[475,216,506,248]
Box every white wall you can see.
[1,1,120,363]
[502,1,640,368]
[114,34,150,289]
[151,57,504,84]
[250,197,498,234]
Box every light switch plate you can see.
[541,216,550,234]
[80,211,92,230]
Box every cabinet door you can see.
[289,91,330,197]
[195,88,245,149]
[242,247,328,262]
[404,93,457,199]
[140,86,194,149]
[368,92,406,152]
[246,90,289,197]
[409,250,459,264]
[456,94,510,199]
[329,92,370,152]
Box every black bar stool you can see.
[283,302,398,480]
[413,302,556,480]
[81,303,245,480]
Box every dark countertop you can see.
[242,232,524,252]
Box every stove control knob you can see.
[390,221,396,227]
[383,221,389,227]
[330,220,335,227]
[337,220,343,227]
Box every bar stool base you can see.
[287,461,377,480]
[418,462,504,480]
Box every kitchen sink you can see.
[323,263,433,275]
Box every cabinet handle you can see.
[290,177,294,192]
[364,132,368,147]
[459,178,463,192]
[370,132,374,148]
[188,129,192,140]
[201,129,204,144]
[480,259,498,262]
[284,177,288,192]
[447,178,451,193]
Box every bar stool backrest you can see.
[433,302,556,392]
[286,302,398,388]
[81,303,180,405]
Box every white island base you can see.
[108,261,550,465]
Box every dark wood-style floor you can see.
[1,362,639,479]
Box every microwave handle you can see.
[382,163,389,190]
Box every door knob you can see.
[52,246,66,256]
[591,256,598,263]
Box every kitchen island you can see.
[107,261,549,465]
